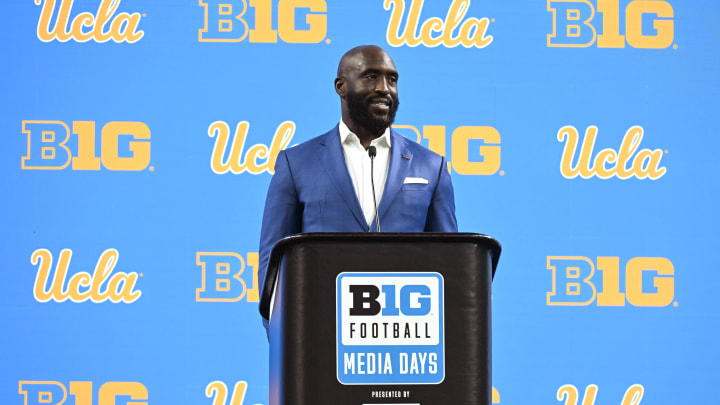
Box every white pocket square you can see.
[403,177,429,184]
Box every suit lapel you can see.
[376,130,412,224]
[316,127,368,230]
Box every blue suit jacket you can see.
[258,125,457,328]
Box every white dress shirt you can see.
[338,120,391,228]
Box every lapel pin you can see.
[402,154,411,160]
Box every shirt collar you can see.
[339,119,392,148]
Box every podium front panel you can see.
[268,234,498,405]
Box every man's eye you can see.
[364,74,376,80]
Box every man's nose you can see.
[375,77,390,94]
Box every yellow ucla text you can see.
[206,381,252,405]
[21,120,151,171]
[18,381,148,405]
[547,0,674,48]
[196,252,260,302]
[547,256,674,306]
[34,0,144,43]
[557,384,644,405]
[199,0,327,43]
[384,0,493,48]
[394,124,501,175]
[557,125,666,180]
[32,249,142,304]
[492,387,500,403]
[208,120,294,175]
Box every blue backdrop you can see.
[2,0,719,404]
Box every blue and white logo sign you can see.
[336,272,445,385]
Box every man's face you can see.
[343,49,400,134]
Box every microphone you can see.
[368,146,381,232]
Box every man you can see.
[258,45,457,330]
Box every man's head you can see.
[335,45,400,137]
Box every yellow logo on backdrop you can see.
[196,252,260,302]
[205,381,497,404]
[557,125,666,180]
[394,125,501,176]
[34,0,144,43]
[199,0,327,43]
[208,122,499,176]
[547,256,674,307]
[206,381,252,405]
[547,0,674,48]
[32,249,142,304]
[384,0,493,48]
[208,121,294,175]
[557,384,644,405]
[19,381,148,405]
[21,120,151,171]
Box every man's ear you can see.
[334,77,346,97]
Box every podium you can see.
[260,233,501,405]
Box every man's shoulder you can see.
[282,125,338,158]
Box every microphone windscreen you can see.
[368,146,377,158]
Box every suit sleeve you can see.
[258,149,302,329]
[425,156,458,232]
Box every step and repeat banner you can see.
[2,0,718,404]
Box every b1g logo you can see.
[394,125,502,176]
[547,0,675,49]
[18,381,148,405]
[21,120,151,171]
[196,252,261,302]
[199,0,327,43]
[547,256,674,307]
[337,272,444,385]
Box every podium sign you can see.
[336,272,445,385]
[261,233,500,405]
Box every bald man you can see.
[258,45,458,331]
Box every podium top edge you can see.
[274,232,500,249]
[272,232,501,270]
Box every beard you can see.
[346,91,400,135]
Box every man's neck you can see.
[342,118,386,150]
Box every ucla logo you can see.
[206,381,260,405]
[196,252,260,302]
[547,0,675,49]
[337,272,444,385]
[557,125,666,180]
[208,121,294,175]
[18,381,148,405]
[21,120,151,171]
[547,256,674,307]
[394,124,502,175]
[34,0,144,43]
[385,0,493,48]
[199,0,327,43]
[32,249,141,304]
[557,384,644,405]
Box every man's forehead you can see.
[342,47,397,74]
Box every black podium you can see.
[260,233,500,405]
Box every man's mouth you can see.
[369,97,391,111]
